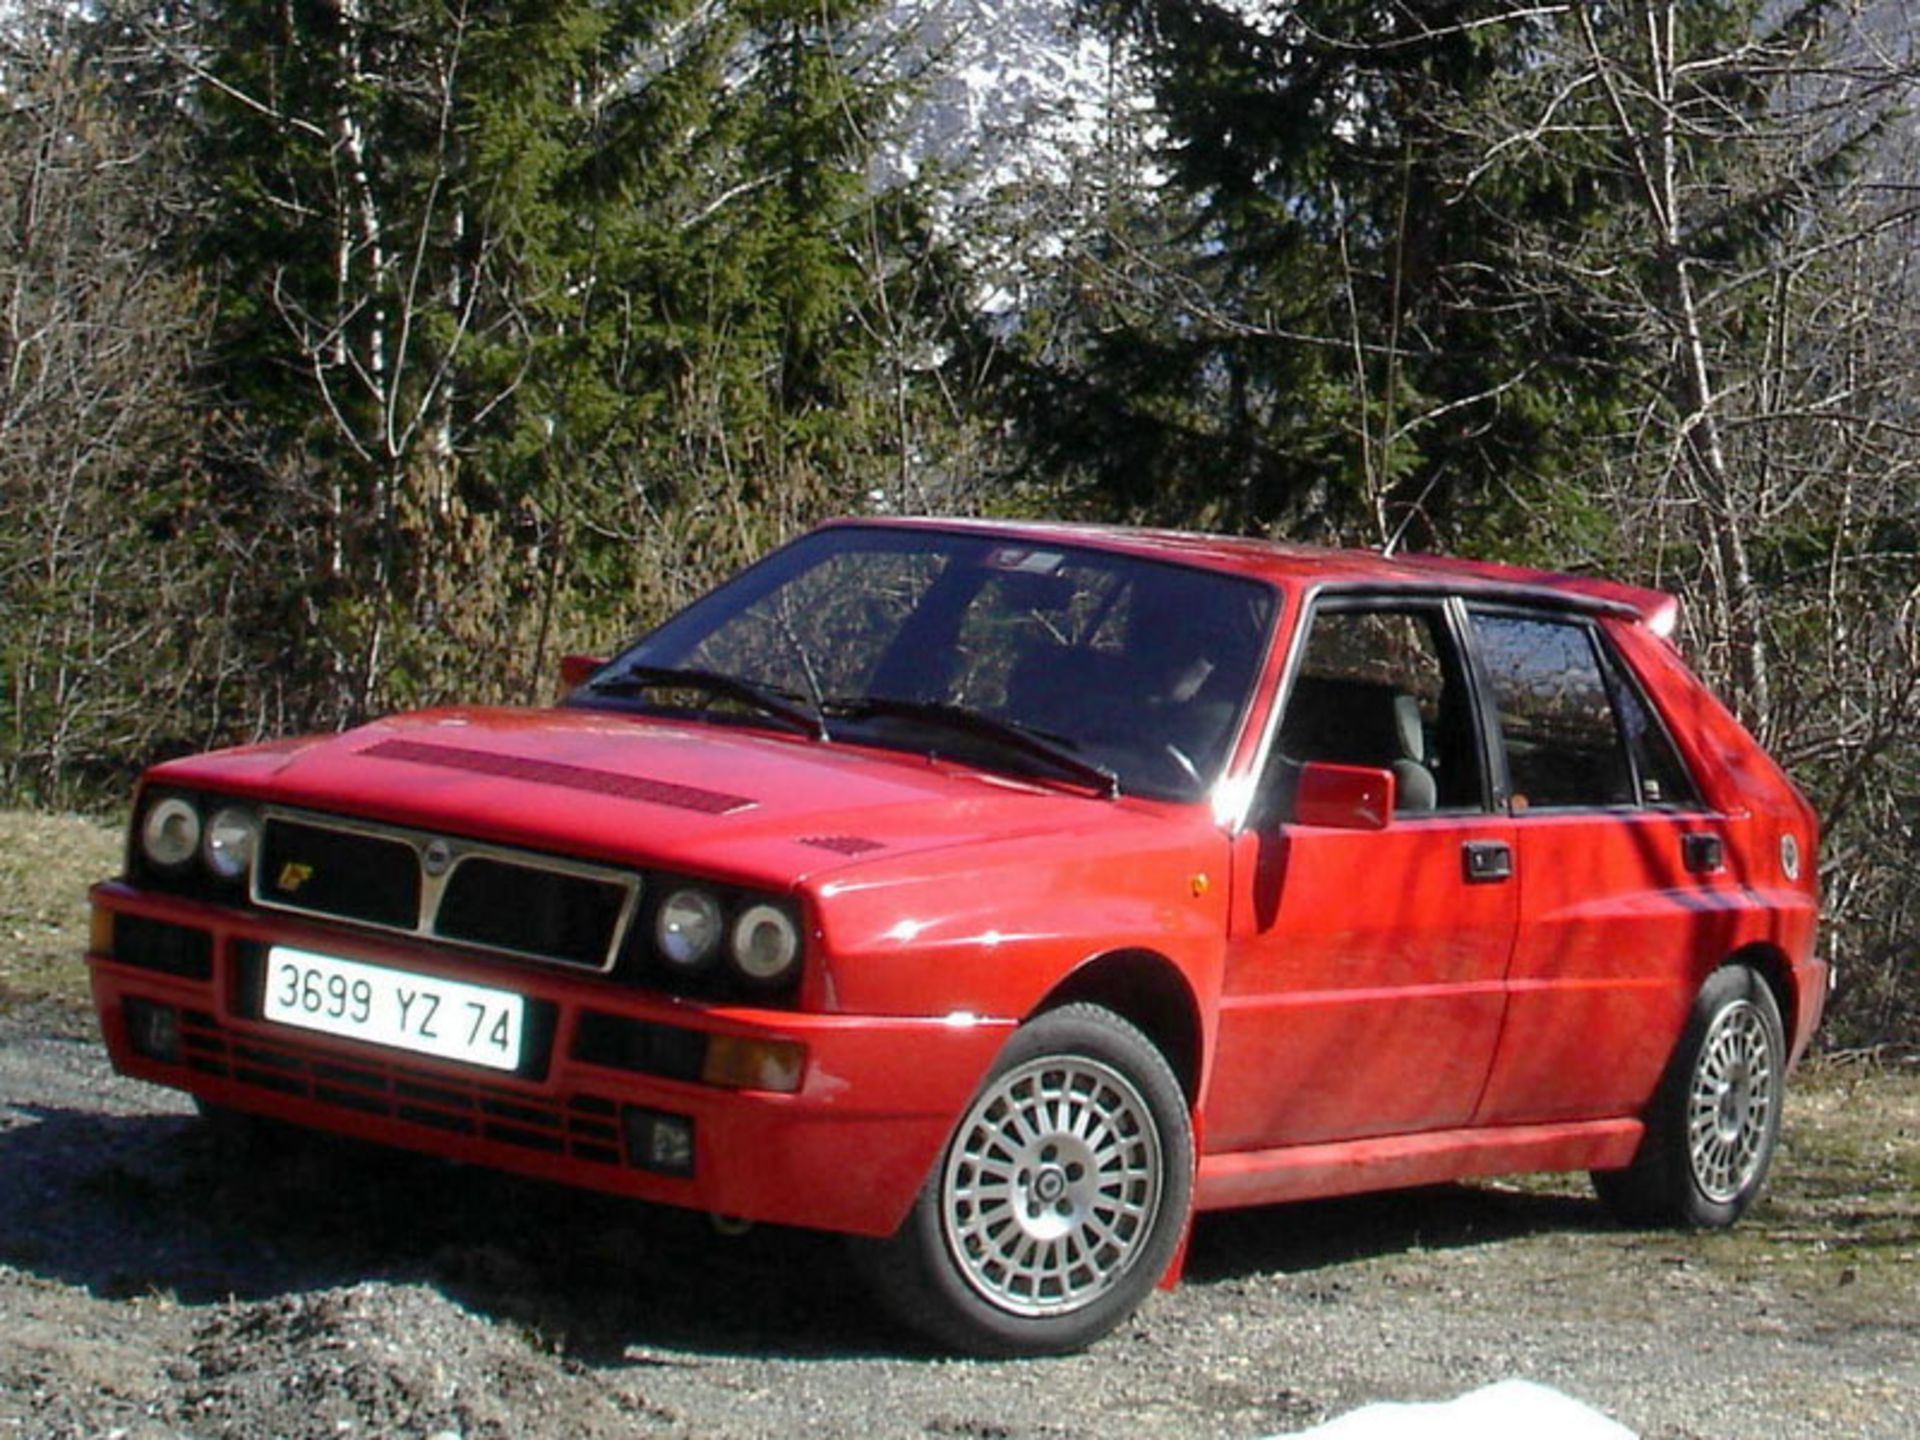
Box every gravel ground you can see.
[2,996,1914,1439]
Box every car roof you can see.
[823,516,1680,636]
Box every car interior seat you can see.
[1280,677,1437,814]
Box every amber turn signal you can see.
[701,1034,806,1093]
[89,905,115,958]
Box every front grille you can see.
[174,1007,624,1167]
[438,858,628,969]
[252,809,640,972]
[260,819,420,928]
[572,1011,709,1082]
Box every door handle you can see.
[1463,840,1513,884]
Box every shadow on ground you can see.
[1184,1181,1612,1285]
[0,1104,888,1359]
[2,1096,1623,1363]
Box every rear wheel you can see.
[855,1004,1192,1356]
[1593,965,1785,1228]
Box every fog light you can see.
[701,1035,805,1093]
[622,1107,695,1177]
[124,997,181,1064]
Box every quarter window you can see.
[1600,645,1701,809]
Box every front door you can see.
[1208,600,1517,1152]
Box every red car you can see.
[87,518,1826,1354]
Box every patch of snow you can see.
[1278,1380,1637,1440]
[881,0,1125,198]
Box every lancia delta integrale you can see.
[87,518,1826,1354]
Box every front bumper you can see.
[87,882,1012,1238]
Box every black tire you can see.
[853,1003,1193,1357]
[1592,965,1785,1228]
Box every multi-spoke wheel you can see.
[856,1004,1192,1356]
[1686,996,1778,1204]
[1594,965,1786,1228]
[942,1052,1164,1317]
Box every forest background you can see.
[2,0,1916,1048]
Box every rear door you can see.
[1211,598,1517,1151]
[1462,607,1735,1125]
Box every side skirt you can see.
[1193,1118,1644,1212]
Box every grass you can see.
[1701,1058,1920,1314]
[0,808,123,1005]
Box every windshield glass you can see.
[577,525,1278,802]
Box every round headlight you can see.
[729,903,801,985]
[203,806,260,881]
[141,796,202,869]
[656,888,724,968]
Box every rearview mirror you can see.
[1292,761,1395,831]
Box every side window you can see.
[1275,606,1484,813]
[1468,612,1636,810]
[1599,645,1702,810]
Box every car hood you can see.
[147,706,1163,888]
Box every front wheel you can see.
[855,1004,1193,1356]
[1593,964,1785,1228]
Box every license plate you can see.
[263,946,525,1072]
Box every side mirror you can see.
[1293,761,1396,831]
[559,654,607,691]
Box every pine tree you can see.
[1015,2,1638,551]
[185,0,947,720]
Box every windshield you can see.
[575,525,1278,802]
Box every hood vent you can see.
[798,835,885,856]
[364,738,756,815]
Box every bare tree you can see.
[0,7,239,804]
[1463,1,1920,1044]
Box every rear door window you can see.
[1599,645,1701,810]
[1467,611,1694,811]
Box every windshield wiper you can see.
[825,696,1118,799]
[588,665,828,741]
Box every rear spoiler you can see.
[1390,554,1681,638]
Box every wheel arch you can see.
[1034,949,1204,1105]
[1724,942,1796,1049]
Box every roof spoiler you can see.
[1395,554,1681,638]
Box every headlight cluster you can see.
[135,791,260,888]
[648,884,803,990]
